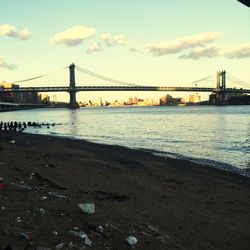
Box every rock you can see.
[126,236,138,246]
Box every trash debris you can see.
[126,236,138,246]
[147,224,160,234]
[69,230,92,246]
[48,191,67,199]
[0,183,4,191]
[14,184,32,191]
[68,242,74,249]
[37,248,52,250]
[43,163,56,168]
[51,231,58,236]
[19,232,31,241]
[41,196,47,200]
[55,242,65,249]
[78,203,95,214]
[38,208,46,214]
[9,140,15,144]
[97,225,104,233]
[104,223,120,232]
[16,217,22,223]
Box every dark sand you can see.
[0,132,250,250]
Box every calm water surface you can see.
[1,106,250,171]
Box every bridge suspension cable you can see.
[11,66,67,84]
[75,65,141,86]
[227,73,250,88]
[191,76,212,85]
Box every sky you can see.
[0,0,250,102]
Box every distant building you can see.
[0,81,40,104]
[160,94,184,105]
[134,97,138,104]
[128,97,134,105]
[39,94,50,104]
[189,94,201,103]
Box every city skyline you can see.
[0,0,250,102]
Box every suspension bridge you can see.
[1,63,250,108]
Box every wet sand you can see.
[0,132,250,250]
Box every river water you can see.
[1,105,250,174]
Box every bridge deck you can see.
[1,86,250,93]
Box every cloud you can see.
[0,24,32,40]
[50,26,96,46]
[145,32,223,56]
[223,43,250,59]
[180,46,221,60]
[113,34,128,45]
[129,48,138,52]
[87,43,102,54]
[101,33,113,46]
[101,33,128,46]
[0,57,18,70]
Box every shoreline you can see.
[23,129,250,179]
[0,132,250,249]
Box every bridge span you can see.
[1,86,250,94]
[1,64,250,108]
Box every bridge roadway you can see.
[1,85,250,93]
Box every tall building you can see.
[189,94,201,103]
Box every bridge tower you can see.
[215,71,226,105]
[68,63,79,109]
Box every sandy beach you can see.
[0,131,250,250]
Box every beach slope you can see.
[0,132,250,249]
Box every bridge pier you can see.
[68,63,79,109]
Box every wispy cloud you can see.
[145,32,223,56]
[179,46,221,60]
[101,33,113,46]
[0,57,18,70]
[129,48,138,52]
[0,24,32,41]
[101,33,128,46]
[49,26,96,46]
[87,43,102,54]
[223,43,250,59]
